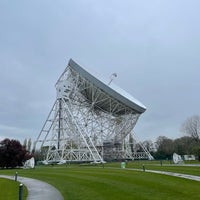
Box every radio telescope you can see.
[34,59,152,163]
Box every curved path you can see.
[0,175,64,200]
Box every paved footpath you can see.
[125,168,200,182]
[146,169,200,182]
[0,175,64,200]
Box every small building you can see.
[183,155,196,161]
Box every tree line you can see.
[150,136,199,160]
[140,115,200,160]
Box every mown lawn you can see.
[0,177,27,200]
[106,160,200,176]
[0,162,200,200]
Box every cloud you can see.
[0,0,200,143]
[0,124,35,142]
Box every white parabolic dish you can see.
[68,59,146,114]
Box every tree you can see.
[181,115,200,160]
[33,146,49,162]
[173,136,195,155]
[27,138,32,152]
[0,138,32,169]
[23,138,32,152]
[23,138,27,149]
[181,115,200,143]
[142,140,154,152]
[154,136,174,159]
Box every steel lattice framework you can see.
[34,59,153,163]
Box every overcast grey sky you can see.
[0,0,200,143]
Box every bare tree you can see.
[181,115,200,143]
[142,140,154,152]
[173,136,195,155]
[23,138,27,149]
[27,138,32,152]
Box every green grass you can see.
[0,162,200,200]
[106,160,200,176]
[0,177,28,200]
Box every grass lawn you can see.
[0,177,28,200]
[0,161,200,200]
[106,160,200,176]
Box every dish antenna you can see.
[24,157,35,169]
[34,59,152,163]
[173,153,183,164]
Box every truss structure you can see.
[35,59,153,163]
[124,132,154,160]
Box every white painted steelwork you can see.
[34,59,152,163]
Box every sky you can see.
[0,0,200,144]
